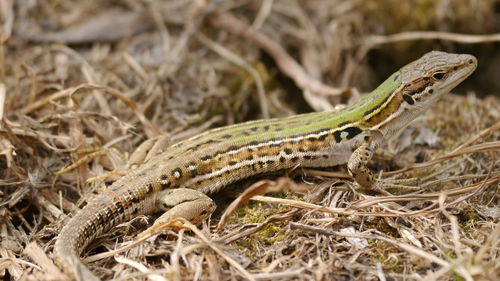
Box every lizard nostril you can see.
[468,59,474,64]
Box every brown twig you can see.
[209,12,345,97]
[289,222,450,267]
[383,141,500,176]
[20,84,162,137]
[197,33,270,119]
[364,31,500,46]
[251,175,499,216]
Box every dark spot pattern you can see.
[226,145,238,152]
[333,126,362,142]
[344,127,362,139]
[402,94,415,105]
[333,131,342,143]
[115,201,124,213]
[407,81,433,96]
[96,213,105,226]
[318,134,328,141]
[201,155,212,161]
[172,168,183,178]
[338,121,351,127]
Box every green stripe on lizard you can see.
[54,51,477,281]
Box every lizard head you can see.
[399,51,477,108]
[364,51,477,136]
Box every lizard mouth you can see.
[440,55,477,91]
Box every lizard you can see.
[53,51,477,281]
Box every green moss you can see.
[452,273,466,281]
[363,0,439,33]
[227,191,296,258]
[369,241,404,272]
[365,217,398,237]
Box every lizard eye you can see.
[432,71,445,80]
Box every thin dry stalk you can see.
[209,12,346,97]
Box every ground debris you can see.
[1,1,499,280]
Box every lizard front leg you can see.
[347,131,388,193]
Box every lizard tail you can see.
[53,169,160,280]
[54,240,100,281]
[53,178,157,280]
[53,198,113,281]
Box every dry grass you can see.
[1,1,499,280]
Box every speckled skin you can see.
[54,51,477,281]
